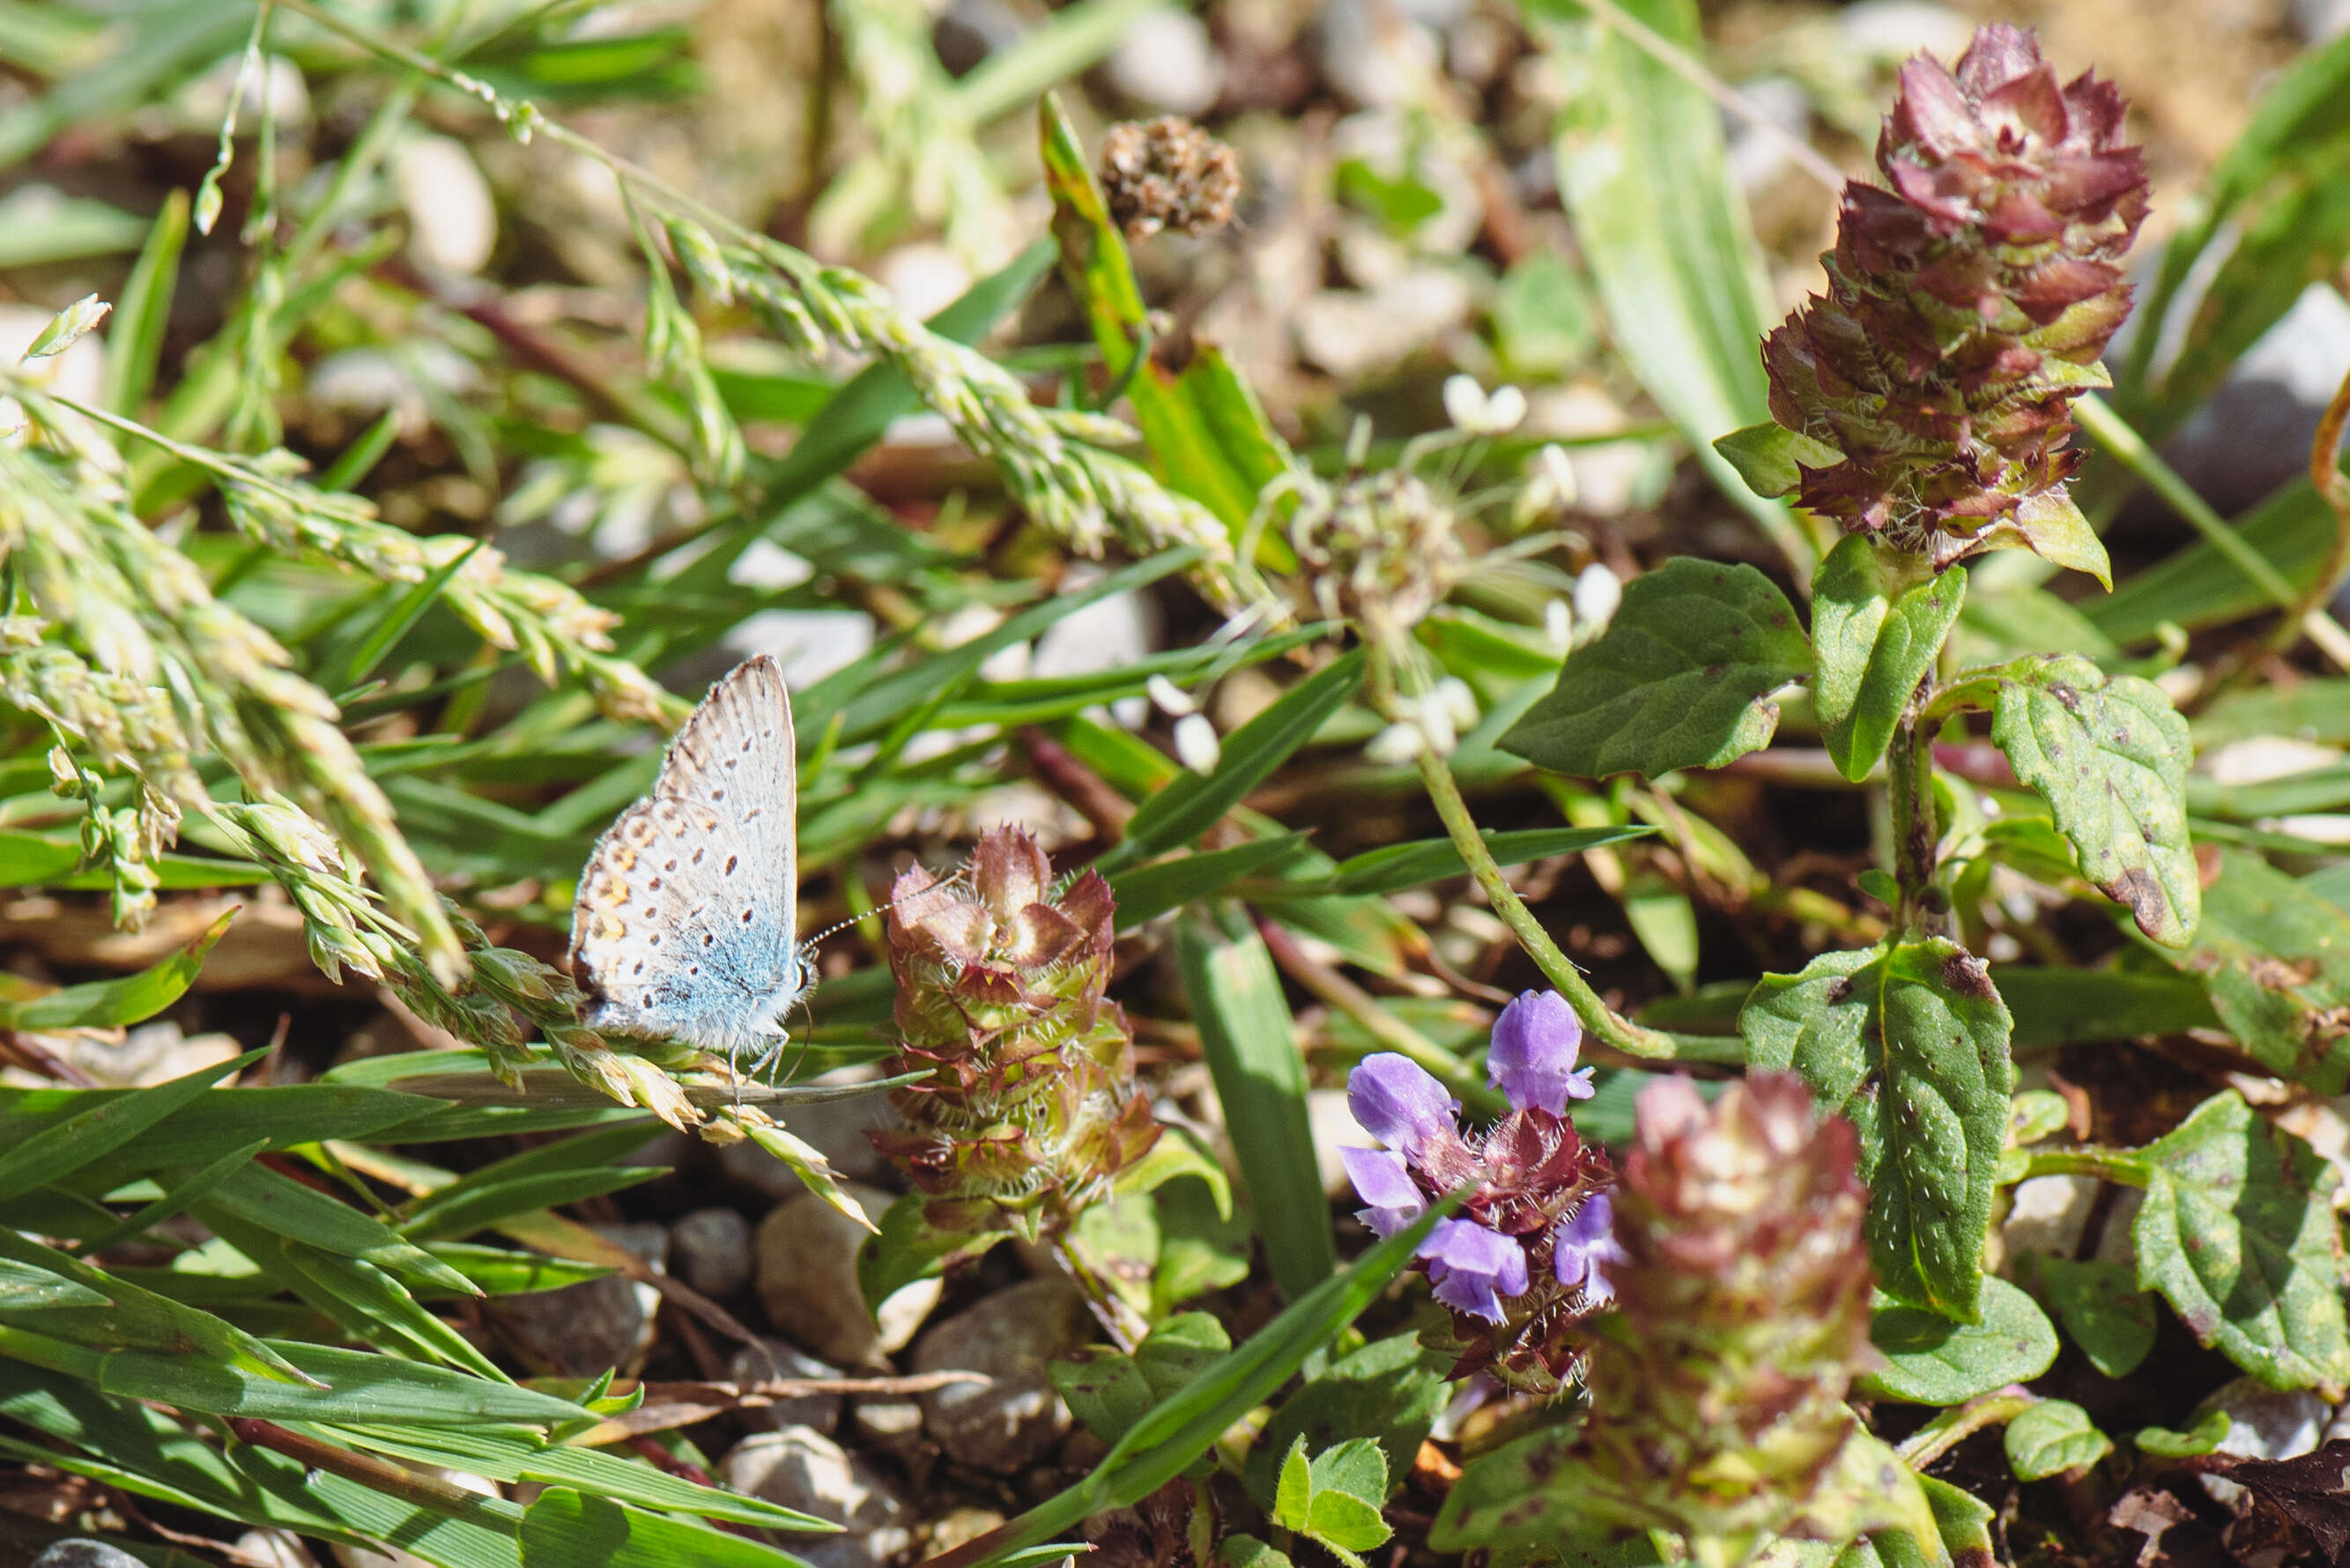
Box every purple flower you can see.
[1342,1145,1425,1238]
[1552,1193,1627,1307]
[1347,1053,1459,1160]
[1487,991,1594,1116]
[1418,1218,1530,1323]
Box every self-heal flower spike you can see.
[867,826,1160,1246]
[1543,1074,1885,1567]
[1487,989,1595,1115]
[1341,993,1614,1395]
[1748,25,2146,575]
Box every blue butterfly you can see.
[569,655,811,1076]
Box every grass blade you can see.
[0,1046,259,1204]
[0,906,235,1030]
[1175,905,1335,1299]
[97,188,189,418]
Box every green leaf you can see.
[1050,1348,1155,1446]
[0,1047,257,1205]
[1858,1276,2058,1403]
[2006,489,2111,589]
[1103,652,1363,873]
[1712,421,1844,500]
[0,906,234,1030]
[1310,825,1653,898]
[2135,1408,2230,1456]
[1245,1332,1446,1508]
[2168,848,2350,1094]
[1500,558,1811,779]
[1996,966,2219,1051]
[1175,905,1335,1299]
[856,1194,1012,1316]
[1039,94,1291,544]
[0,1256,111,1310]
[98,188,189,418]
[1219,1535,1294,1568]
[1810,536,1967,781]
[1108,834,1314,930]
[2087,479,2336,645]
[1306,1440,1393,1556]
[518,1488,813,1568]
[2033,1256,2157,1379]
[1111,1127,1232,1220]
[957,1201,1450,1568]
[1151,1179,1250,1314]
[2132,1090,2350,1394]
[1990,656,2198,947]
[1525,0,1814,574]
[2004,1399,2112,1482]
[1741,940,2015,1320]
[1274,1437,1312,1531]
[1131,1313,1231,1396]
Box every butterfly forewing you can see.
[569,655,807,1059]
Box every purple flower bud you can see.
[1347,1053,1459,1159]
[1486,991,1594,1116]
[1552,1192,1627,1306]
[1341,1145,1425,1238]
[1417,1217,1529,1324]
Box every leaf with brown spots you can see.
[1990,655,2198,948]
[2168,848,2350,1095]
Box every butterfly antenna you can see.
[801,864,967,949]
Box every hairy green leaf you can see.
[2132,1090,2350,1394]
[1990,656,2197,947]
[1742,940,2014,1320]
[2172,848,2350,1094]
[1501,558,1811,779]
[2033,1256,2157,1379]
[1245,1332,1446,1507]
[1811,536,1966,780]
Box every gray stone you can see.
[730,1336,847,1436]
[34,1542,145,1568]
[1317,0,1441,108]
[1999,1173,2098,1262]
[1308,1087,1382,1196]
[489,1223,663,1378]
[854,1396,927,1450]
[934,0,1029,77]
[720,1074,900,1194]
[1104,10,1224,115]
[911,1276,1093,1470]
[720,1428,911,1568]
[2194,1378,2329,1513]
[672,1207,756,1301]
[757,1181,940,1366]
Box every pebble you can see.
[723,610,880,696]
[1999,1173,2097,1261]
[2146,284,2350,529]
[855,1396,928,1450]
[910,1276,1093,1471]
[671,1207,756,1301]
[2293,0,2350,42]
[720,1428,912,1568]
[757,1181,941,1366]
[1316,0,1441,108]
[1105,10,1226,115]
[394,134,498,276]
[730,1336,848,1436]
[489,1223,664,1378]
[33,1543,145,1568]
[934,0,1029,76]
[2194,1378,2328,1512]
[234,1533,321,1568]
[1293,269,1475,381]
[878,243,975,324]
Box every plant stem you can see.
[2018,1146,2152,1185]
[1886,706,1948,940]
[1369,648,1701,1062]
[1052,1234,1142,1352]
[1894,1387,2037,1468]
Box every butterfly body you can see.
[569,655,809,1064]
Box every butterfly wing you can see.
[570,656,806,1056]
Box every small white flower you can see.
[1543,597,1575,654]
[1573,563,1622,636]
[1512,442,1580,528]
[1434,676,1479,729]
[1173,712,1221,774]
[1366,721,1427,766]
[1442,374,1528,437]
[1416,690,1458,756]
[1146,674,1197,716]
